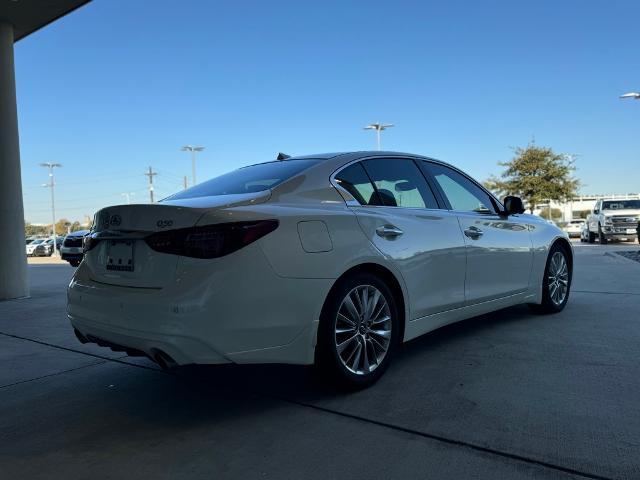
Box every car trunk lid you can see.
[84,191,270,288]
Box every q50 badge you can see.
[157,219,174,228]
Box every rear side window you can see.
[362,158,439,208]
[166,159,320,200]
[334,163,379,205]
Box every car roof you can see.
[286,151,434,161]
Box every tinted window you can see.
[166,159,320,200]
[361,159,438,208]
[427,163,496,214]
[334,163,378,205]
[602,200,640,210]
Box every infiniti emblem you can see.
[110,214,122,226]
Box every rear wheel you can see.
[316,273,399,389]
[69,260,81,267]
[587,228,595,244]
[530,244,571,314]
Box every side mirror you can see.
[593,209,599,214]
[503,196,525,215]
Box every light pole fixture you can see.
[620,92,640,100]
[363,123,394,150]
[40,162,62,257]
[181,145,205,186]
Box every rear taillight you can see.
[83,235,101,253]
[145,220,279,259]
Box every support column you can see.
[0,21,29,300]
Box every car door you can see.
[421,161,533,305]
[333,157,466,318]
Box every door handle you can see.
[464,226,484,239]
[376,225,404,238]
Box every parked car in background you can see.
[586,199,640,244]
[563,219,585,238]
[33,237,64,257]
[61,230,89,267]
[69,151,573,388]
[580,223,590,242]
[26,238,46,256]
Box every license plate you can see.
[627,229,637,234]
[106,240,134,272]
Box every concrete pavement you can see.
[1,242,639,479]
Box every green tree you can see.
[55,218,72,236]
[485,144,580,213]
[24,222,47,237]
[70,221,82,232]
[539,207,562,221]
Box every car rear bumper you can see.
[67,245,332,366]
[70,313,230,365]
[61,253,83,261]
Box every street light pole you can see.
[40,162,62,257]
[181,145,205,186]
[363,123,394,150]
[144,166,157,203]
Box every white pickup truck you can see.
[586,199,640,244]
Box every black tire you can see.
[69,260,81,267]
[529,243,572,315]
[315,272,400,389]
[598,225,608,244]
[587,229,595,243]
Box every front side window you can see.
[426,163,496,214]
[165,159,320,200]
[361,158,439,208]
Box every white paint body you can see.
[68,152,570,366]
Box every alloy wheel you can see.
[334,285,392,375]
[548,251,569,306]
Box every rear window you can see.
[165,159,320,200]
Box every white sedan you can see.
[68,152,572,388]
[563,220,585,238]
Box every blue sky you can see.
[15,0,640,223]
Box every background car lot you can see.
[2,240,640,479]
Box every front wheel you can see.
[598,225,608,244]
[530,244,572,314]
[316,273,399,389]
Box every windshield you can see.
[165,159,321,201]
[602,200,640,210]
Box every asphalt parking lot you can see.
[2,241,640,480]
